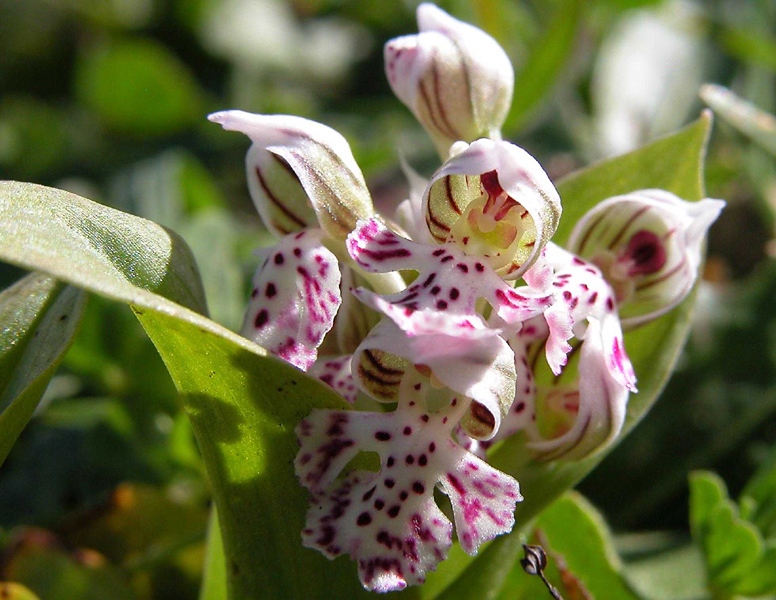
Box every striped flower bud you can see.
[209,111,374,241]
[384,3,514,157]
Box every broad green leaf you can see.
[134,306,374,599]
[0,582,42,600]
[0,181,207,315]
[75,39,205,136]
[0,272,86,466]
[497,493,641,600]
[0,181,370,598]
[504,0,583,133]
[701,84,776,157]
[735,542,776,597]
[423,113,712,597]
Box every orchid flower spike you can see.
[208,110,374,240]
[385,3,514,157]
[423,138,562,279]
[567,189,724,328]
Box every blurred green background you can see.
[1,0,775,598]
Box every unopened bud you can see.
[209,111,374,241]
[385,3,514,157]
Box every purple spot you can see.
[412,482,425,494]
[374,499,385,510]
[406,455,415,465]
[456,263,469,273]
[293,247,302,257]
[375,431,391,441]
[430,286,441,295]
[475,263,485,272]
[386,456,395,467]
[400,491,409,501]
[447,474,466,495]
[403,426,412,435]
[418,455,428,466]
[388,505,401,518]
[274,253,284,265]
[265,283,277,298]
[385,478,395,489]
[449,288,460,300]
[357,512,372,526]
[254,310,269,328]
[432,249,445,257]
[436,300,448,310]
[429,442,436,453]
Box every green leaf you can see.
[423,113,712,597]
[497,493,641,600]
[504,0,583,133]
[75,39,205,137]
[689,471,767,595]
[0,272,87,467]
[624,545,707,600]
[200,509,227,600]
[133,305,374,599]
[0,181,370,598]
[740,443,776,538]
[0,181,207,315]
[701,84,776,157]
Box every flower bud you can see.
[423,138,562,279]
[209,110,374,240]
[566,189,724,328]
[384,3,514,157]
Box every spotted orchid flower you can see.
[423,139,562,279]
[347,217,553,440]
[296,368,521,592]
[567,189,725,328]
[385,3,514,157]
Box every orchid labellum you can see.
[210,2,723,592]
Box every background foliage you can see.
[1,0,776,598]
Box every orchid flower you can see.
[209,3,724,592]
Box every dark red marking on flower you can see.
[388,505,401,518]
[428,442,436,453]
[418,455,428,466]
[420,414,429,423]
[430,286,441,295]
[274,253,284,265]
[470,402,496,431]
[449,288,460,300]
[293,247,302,257]
[457,263,469,273]
[562,291,572,301]
[447,474,466,495]
[375,431,392,441]
[400,491,409,501]
[515,401,525,413]
[254,310,269,328]
[317,526,335,546]
[386,456,395,467]
[440,255,454,263]
[412,482,425,494]
[436,300,448,310]
[357,512,372,526]
[265,283,277,298]
[363,486,377,501]
[251,288,258,298]
[422,273,437,287]
[606,297,615,310]
[385,478,395,488]
[406,455,415,465]
[374,499,385,510]
[327,413,348,436]
[432,249,445,257]
[625,230,667,276]
[480,170,503,198]
[403,426,412,435]
[475,262,485,272]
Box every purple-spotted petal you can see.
[566,189,724,328]
[208,110,374,240]
[423,139,562,278]
[347,218,553,325]
[295,373,521,592]
[539,243,637,391]
[241,230,341,370]
[309,355,357,404]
